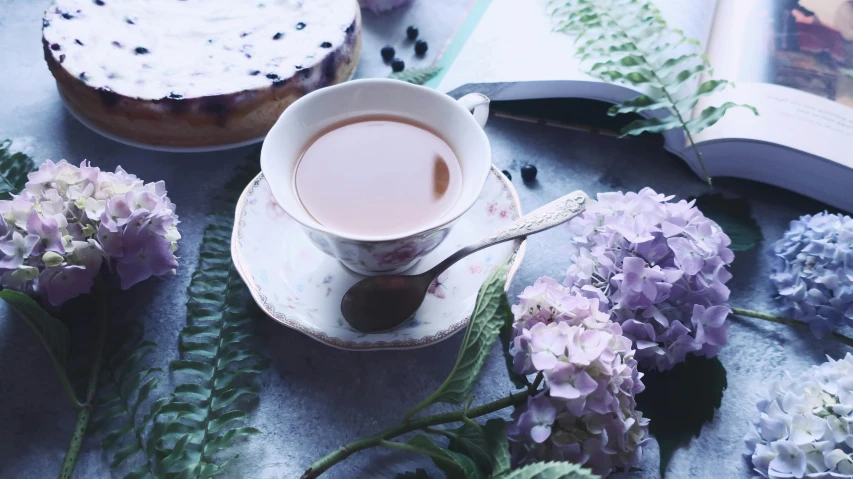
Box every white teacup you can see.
[260,78,491,275]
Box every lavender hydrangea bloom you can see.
[0,160,180,306]
[744,353,853,478]
[770,212,853,338]
[507,277,649,477]
[563,188,734,371]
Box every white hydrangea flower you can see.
[745,353,853,478]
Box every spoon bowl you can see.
[340,273,434,333]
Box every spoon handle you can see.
[428,190,588,276]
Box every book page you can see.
[436,0,719,97]
[692,0,853,166]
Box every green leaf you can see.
[693,193,763,252]
[170,359,214,378]
[202,426,261,456]
[497,461,599,479]
[685,101,758,135]
[0,290,79,408]
[635,355,727,477]
[404,262,512,420]
[395,469,431,479]
[549,0,756,188]
[388,65,442,85]
[0,139,36,201]
[499,302,529,389]
[447,422,491,474]
[619,116,683,136]
[386,435,483,479]
[608,94,668,116]
[483,419,511,476]
[110,441,142,469]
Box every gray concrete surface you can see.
[1,1,850,478]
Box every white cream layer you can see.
[43,0,358,100]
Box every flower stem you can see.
[731,307,853,348]
[59,279,108,479]
[300,390,530,479]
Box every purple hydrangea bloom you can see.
[769,212,853,338]
[744,353,853,478]
[563,188,734,371]
[0,160,180,306]
[507,277,649,477]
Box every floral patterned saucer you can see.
[230,166,526,350]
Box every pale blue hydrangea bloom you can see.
[563,188,734,371]
[744,353,853,478]
[770,212,853,338]
[0,160,180,306]
[507,277,648,477]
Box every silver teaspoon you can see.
[340,190,589,333]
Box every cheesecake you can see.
[42,0,362,148]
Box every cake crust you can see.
[42,1,362,148]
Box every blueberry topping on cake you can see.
[381,45,394,61]
[391,58,404,72]
[273,32,283,40]
[134,47,149,55]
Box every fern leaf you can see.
[548,0,758,186]
[388,65,442,85]
[90,321,161,479]
[155,210,268,476]
[0,139,36,200]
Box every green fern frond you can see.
[547,0,758,187]
[153,211,269,477]
[388,66,442,85]
[0,139,36,200]
[90,321,162,478]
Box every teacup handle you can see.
[457,93,490,129]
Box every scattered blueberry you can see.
[414,39,428,56]
[75,39,84,46]
[59,54,66,63]
[320,41,332,48]
[391,58,405,72]
[126,18,135,25]
[134,47,149,55]
[50,43,61,51]
[61,12,74,19]
[111,41,122,48]
[266,73,279,80]
[501,170,512,181]
[249,70,261,76]
[296,22,306,30]
[78,72,86,80]
[94,0,105,5]
[273,32,283,40]
[520,164,538,182]
[406,26,418,40]
[168,92,183,99]
[381,45,395,61]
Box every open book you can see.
[430,0,853,212]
